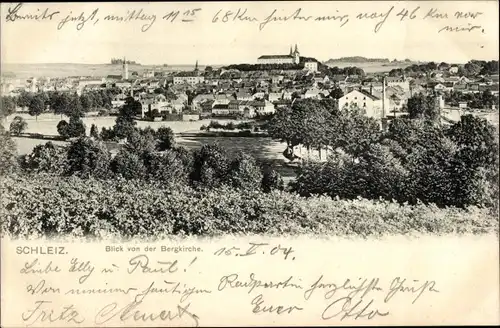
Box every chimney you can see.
[382,77,386,119]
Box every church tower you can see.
[122,57,129,80]
[293,44,300,64]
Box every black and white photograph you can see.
[0,1,498,326]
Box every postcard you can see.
[1,1,499,327]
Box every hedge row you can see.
[1,174,497,239]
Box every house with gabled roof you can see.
[338,89,386,119]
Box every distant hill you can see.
[324,57,393,64]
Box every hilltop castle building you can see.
[257,44,300,65]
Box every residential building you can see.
[173,74,205,86]
[338,89,387,119]
[385,76,410,92]
[304,61,318,72]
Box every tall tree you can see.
[28,93,46,120]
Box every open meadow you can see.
[4,114,296,181]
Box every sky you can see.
[1,1,498,65]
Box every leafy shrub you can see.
[57,117,86,139]
[64,137,111,179]
[261,168,285,193]
[123,129,156,158]
[227,152,263,190]
[20,142,66,174]
[57,120,69,137]
[111,148,146,180]
[0,124,18,176]
[190,143,231,188]
[145,150,190,184]
[113,116,136,140]
[156,126,176,151]
[100,127,116,141]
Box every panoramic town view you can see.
[0,0,498,240]
[2,46,498,239]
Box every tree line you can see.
[0,89,122,120]
[389,60,499,77]
[267,96,498,208]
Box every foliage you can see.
[57,120,69,137]
[156,126,176,151]
[28,93,46,119]
[1,175,497,238]
[190,143,231,188]
[227,152,263,190]
[0,96,17,118]
[64,137,111,179]
[9,116,28,135]
[268,99,380,158]
[330,88,344,99]
[113,115,136,140]
[100,127,116,141]
[0,124,18,176]
[120,96,142,119]
[145,150,191,184]
[261,168,285,193]
[123,129,156,158]
[90,124,99,139]
[111,148,146,180]
[292,114,499,208]
[20,142,66,174]
[407,93,439,121]
[446,114,499,169]
[57,117,86,139]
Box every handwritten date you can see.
[214,242,295,260]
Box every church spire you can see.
[294,44,299,54]
[289,46,293,55]
[195,60,199,72]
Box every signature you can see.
[22,300,85,327]
[322,296,389,321]
[94,300,200,326]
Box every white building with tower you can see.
[257,44,301,65]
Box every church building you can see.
[257,44,300,65]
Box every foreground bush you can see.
[1,175,497,239]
